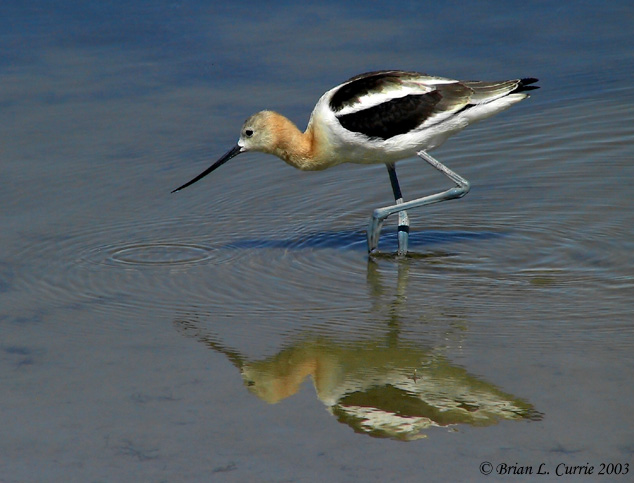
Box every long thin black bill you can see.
[171,144,243,193]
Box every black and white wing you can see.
[328,71,538,140]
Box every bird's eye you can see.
[245,129,254,137]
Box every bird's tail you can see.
[462,77,540,104]
[513,78,540,94]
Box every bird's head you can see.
[171,110,279,193]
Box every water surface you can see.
[1,1,633,480]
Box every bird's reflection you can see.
[175,258,541,441]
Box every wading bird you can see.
[172,70,539,255]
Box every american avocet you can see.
[172,70,539,255]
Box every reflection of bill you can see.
[176,320,541,441]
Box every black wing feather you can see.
[514,78,540,93]
[329,71,421,112]
[336,91,442,140]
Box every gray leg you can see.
[385,163,410,256]
[367,150,471,253]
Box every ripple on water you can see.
[11,216,242,323]
[13,208,629,314]
[107,243,213,266]
[10,213,379,336]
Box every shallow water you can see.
[2,1,633,481]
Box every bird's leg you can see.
[385,163,409,256]
[367,151,471,254]
[367,163,409,254]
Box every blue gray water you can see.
[2,1,633,481]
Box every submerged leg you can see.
[367,150,471,254]
[385,163,410,256]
